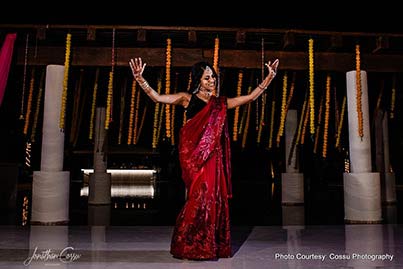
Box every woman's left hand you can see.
[266,58,279,79]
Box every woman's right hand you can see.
[129,57,146,80]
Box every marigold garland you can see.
[89,68,100,140]
[276,72,288,146]
[313,95,324,154]
[31,70,45,142]
[335,96,347,149]
[355,44,363,138]
[322,74,331,158]
[301,101,310,145]
[152,77,162,149]
[233,70,243,141]
[213,36,220,75]
[105,70,114,130]
[308,38,315,135]
[127,80,136,144]
[23,69,35,135]
[183,72,192,126]
[165,38,172,138]
[59,33,72,130]
[132,89,140,144]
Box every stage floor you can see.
[0,224,402,269]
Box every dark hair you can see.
[188,61,218,94]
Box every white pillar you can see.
[344,70,381,222]
[31,65,70,224]
[88,107,111,205]
[281,110,304,205]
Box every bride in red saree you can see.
[130,58,279,260]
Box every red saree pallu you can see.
[170,96,232,260]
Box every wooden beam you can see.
[15,46,403,72]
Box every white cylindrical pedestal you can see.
[282,205,305,227]
[31,65,70,224]
[344,71,381,222]
[285,110,298,173]
[281,173,304,205]
[343,173,381,222]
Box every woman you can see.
[129,57,279,260]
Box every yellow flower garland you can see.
[59,33,71,130]
[23,69,35,135]
[31,70,45,142]
[89,68,99,140]
[336,96,346,149]
[105,70,114,130]
[152,78,162,149]
[213,37,220,75]
[322,74,331,158]
[355,44,363,138]
[165,38,172,138]
[233,70,243,141]
[127,80,136,144]
[276,72,288,146]
[133,89,140,144]
[308,38,315,135]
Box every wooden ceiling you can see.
[1,23,403,72]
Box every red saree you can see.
[170,96,232,260]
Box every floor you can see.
[0,224,402,269]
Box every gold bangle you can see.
[258,84,267,90]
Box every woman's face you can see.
[199,66,216,92]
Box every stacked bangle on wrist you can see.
[258,84,267,90]
[139,80,150,90]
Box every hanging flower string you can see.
[233,70,243,141]
[132,89,140,144]
[308,38,315,135]
[241,85,253,148]
[23,69,35,135]
[322,74,331,158]
[105,29,116,130]
[313,95,324,154]
[213,36,220,76]
[165,38,172,138]
[59,33,72,130]
[355,44,363,138]
[20,34,29,121]
[183,72,192,126]
[127,80,136,144]
[31,69,45,143]
[276,72,288,146]
[152,77,162,149]
[89,68,100,140]
[336,96,347,149]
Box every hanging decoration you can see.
[23,68,35,135]
[165,38,172,138]
[276,71,288,146]
[308,38,315,135]
[335,96,346,149]
[133,89,140,144]
[322,74,331,158]
[105,28,116,130]
[355,43,363,138]
[233,70,243,141]
[268,99,276,149]
[152,77,163,149]
[313,94,324,154]
[31,69,45,143]
[127,79,136,144]
[59,32,71,130]
[89,68,100,140]
[241,85,253,148]
[213,36,220,75]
